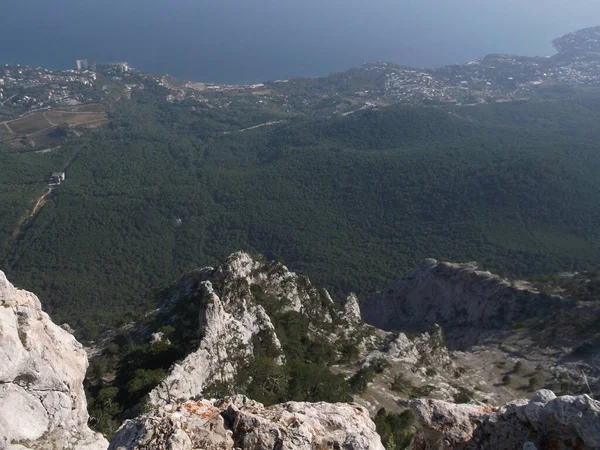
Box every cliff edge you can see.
[0,271,108,450]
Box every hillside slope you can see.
[2,255,600,450]
[85,253,599,444]
[3,84,600,338]
[361,259,600,398]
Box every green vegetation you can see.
[348,359,389,393]
[391,373,414,395]
[2,76,600,342]
[373,408,417,450]
[86,270,364,437]
[454,387,476,404]
[86,288,209,434]
[528,374,543,392]
[532,269,600,302]
[87,328,183,434]
[224,287,357,406]
[348,367,376,394]
[409,384,437,399]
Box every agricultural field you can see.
[69,103,107,113]
[45,110,107,126]
[6,113,52,135]
[0,105,107,147]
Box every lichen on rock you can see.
[109,395,385,450]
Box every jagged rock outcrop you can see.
[359,259,600,396]
[409,390,600,450]
[361,259,570,346]
[149,251,374,406]
[0,271,108,450]
[365,324,451,368]
[344,293,362,324]
[149,275,283,405]
[109,395,385,450]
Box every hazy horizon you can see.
[1,0,599,83]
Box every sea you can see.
[1,0,598,84]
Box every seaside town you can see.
[2,26,600,121]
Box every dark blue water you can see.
[1,0,598,84]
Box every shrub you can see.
[453,367,467,378]
[348,367,376,393]
[454,387,475,404]
[125,368,167,404]
[528,374,543,392]
[236,356,288,405]
[426,367,438,377]
[513,361,523,374]
[287,361,352,403]
[391,373,413,394]
[373,409,417,450]
[409,384,436,399]
[370,358,390,373]
[157,325,176,337]
[339,342,360,363]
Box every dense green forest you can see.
[2,78,600,340]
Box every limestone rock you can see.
[409,390,600,449]
[344,293,363,323]
[148,277,283,405]
[364,324,451,369]
[0,271,108,450]
[149,252,373,406]
[360,259,569,346]
[360,259,600,396]
[150,332,169,345]
[109,396,385,450]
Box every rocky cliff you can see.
[147,251,375,405]
[357,258,600,410]
[0,271,108,450]
[360,259,570,344]
[5,252,600,450]
[0,255,386,450]
[409,389,600,450]
[147,255,284,405]
[109,395,385,450]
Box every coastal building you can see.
[76,59,88,71]
[109,62,130,73]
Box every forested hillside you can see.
[2,79,600,339]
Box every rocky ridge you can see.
[360,259,599,392]
[4,252,600,449]
[148,251,375,405]
[334,257,600,422]
[0,259,388,450]
[109,395,385,450]
[360,259,569,341]
[409,389,600,450]
[94,253,599,445]
[0,270,108,450]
